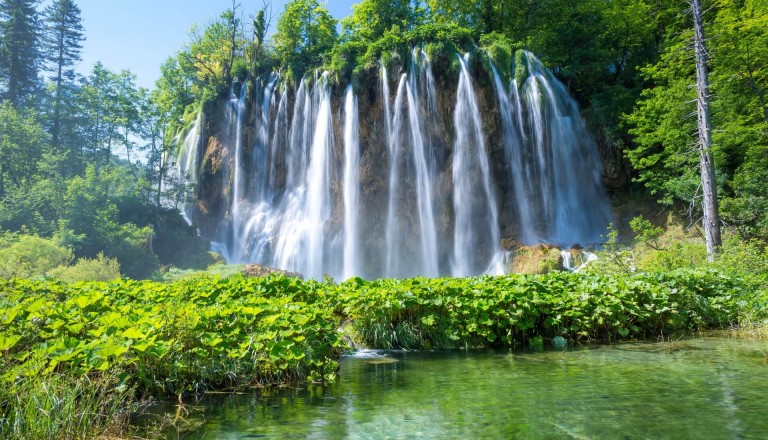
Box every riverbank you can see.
[1,269,765,438]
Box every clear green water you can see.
[153,337,768,439]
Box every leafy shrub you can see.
[0,232,74,278]
[48,253,122,282]
[338,270,741,350]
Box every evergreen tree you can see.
[42,0,84,154]
[0,0,41,106]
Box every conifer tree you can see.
[0,0,41,106]
[42,0,84,153]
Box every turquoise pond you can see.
[146,336,768,439]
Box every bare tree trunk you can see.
[692,0,722,260]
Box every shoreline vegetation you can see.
[2,266,767,438]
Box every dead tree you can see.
[691,0,722,260]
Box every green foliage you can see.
[341,0,419,42]
[625,0,768,238]
[0,101,48,198]
[49,252,122,283]
[0,371,131,439]
[630,215,664,249]
[41,0,84,153]
[587,223,634,274]
[339,271,742,350]
[0,275,344,396]
[480,32,515,77]
[0,232,74,278]
[0,0,41,106]
[0,266,762,440]
[230,57,248,84]
[273,0,338,84]
[513,49,528,86]
[158,262,243,283]
[624,32,699,205]
[183,10,245,96]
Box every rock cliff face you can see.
[185,51,617,279]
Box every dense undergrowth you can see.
[1,267,765,438]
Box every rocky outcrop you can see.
[507,244,564,274]
[242,264,303,279]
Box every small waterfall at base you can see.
[192,49,612,280]
[451,53,500,277]
[561,249,598,272]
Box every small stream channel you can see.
[140,336,768,439]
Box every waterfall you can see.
[561,249,598,272]
[170,112,202,225]
[381,49,440,278]
[405,77,438,277]
[343,85,361,280]
[520,52,611,245]
[384,74,406,277]
[451,53,500,277]
[303,73,335,280]
[252,74,279,202]
[269,84,288,193]
[228,85,248,261]
[182,49,612,280]
[490,65,536,243]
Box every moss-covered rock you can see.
[509,244,564,274]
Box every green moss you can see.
[478,32,520,83]
[514,49,529,85]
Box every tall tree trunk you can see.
[692,0,722,260]
[52,26,65,152]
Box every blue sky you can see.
[71,1,357,89]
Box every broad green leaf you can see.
[0,334,22,351]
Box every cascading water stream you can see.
[269,85,288,193]
[490,64,536,243]
[451,53,501,276]
[381,50,440,278]
[170,112,202,225]
[405,79,439,277]
[228,85,248,261]
[342,85,361,280]
[252,74,279,202]
[384,74,407,277]
[303,72,335,280]
[520,52,611,245]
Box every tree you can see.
[710,0,768,240]
[77,63,143,170]
[341,0,417,42]
[0,101,46,198]
[184,9,245,96]
[0,0,41,106]
[273,0,337,83]
[691,0,722,259]
[41,0,84,152]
